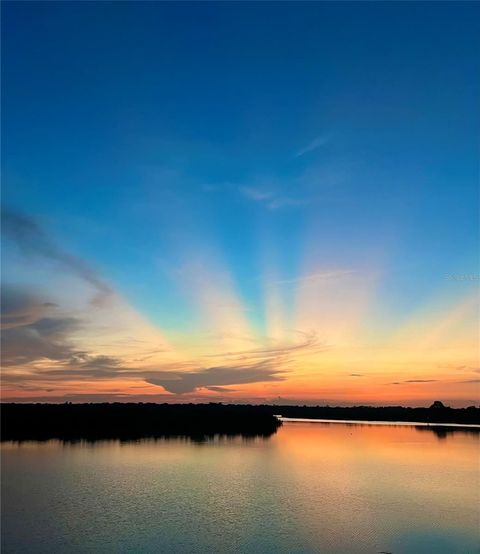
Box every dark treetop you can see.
[265,403,480,425]
[1,403,282,441]
[1,402,478,442]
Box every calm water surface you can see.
[2,421,479,554]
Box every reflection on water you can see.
[2,422,479,554]
[281,418,480,440]
[414,425,480,440]
[3,434,268,447]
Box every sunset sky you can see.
[2,2,479,406]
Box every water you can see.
[2,421,479,554]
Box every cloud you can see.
[2,306,300,394]
[205,386,238,393]
[46,332,321,395]
[463,367,480,374]
[1,292,317,395]
[144,331,324,394]
[31,354,282,396]
[1,285,82,366]
[404,379,438,383]
[266,197,306,210]
[238,156,342,211]
[239,186,305,210]
[1,279,326,397]
[145,361,286,394]
[2,207,112,306]
[294,135,329,158]
[349,374,363,377]
[266,270,356,288]
[1,318,81,367]
[204,329,325,361]
[240,187,273,202]
[438,364,480,373]
[388,380,439,385]
[72,354,122,369]
[1,284,58,329]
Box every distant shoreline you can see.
[265,404,480,426]
[279,417,480,429]
[1,402,479,441]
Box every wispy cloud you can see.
[404,379,438,383]
[239,186,305,210]
[2,207,112,306]
[387,379,438,385]
[438,364,467,371]
[266,269,356,288]
[294,135,329,158]
[237,153,343,211]
[203,330,326,361]
[239,187,273,202]
[1,285,83,366]
[205,386,238,393]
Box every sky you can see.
[2,1,479,406]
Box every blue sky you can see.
[2,2,479,404]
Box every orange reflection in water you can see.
[270,422,479,552]
[2,422,479,553]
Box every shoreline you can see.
[278,417,480,429]
[2,403,479,441]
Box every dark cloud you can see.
[458,379,480,384]
[2,207,112,306]
[389,380,438,385]
[1,316,81,366]
[1,285,82,366]
[1,284,58,329]
[74,354,121,369]
[145,362,286,394]
[143,333,324,394]
[349,373,363,377]
[205,386,238,393]
[16,357,284,395]
[41,355,127,379]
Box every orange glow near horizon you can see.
[2,266,478,406]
